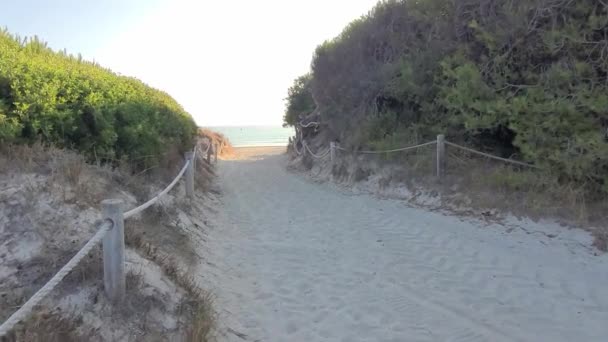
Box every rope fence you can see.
[336,140,437,154]
[123,160,190,219]
[0,143,216,337]
[199,139,212,156]
[444,141,541,170]
[294,141,303,156]
[0,221,112,337]
[294,133,540,179]
[304,142,330,159]
[299,121,320,128]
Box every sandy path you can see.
[198,148,608,342]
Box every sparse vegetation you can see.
[3,310,87,342]
[1,143,217,340]
[126,223,216,342]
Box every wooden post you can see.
[184,152,194,198]
[436,134,445,181]
[214,143,219,163]
[102,199,125,302]
[330,142,336,162]
[206,144,211,164]
[191,148,196,171]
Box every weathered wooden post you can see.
[206,144,211,164]
[436,134,445,181]
[214,143,219,163]
[184,152,194,198]
[191,148,196,171]
[102,199,125,302]
[330,142,336,162]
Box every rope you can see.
[0,220,113,337]
[202,142,211,155]
[300,121,320,128]
[124,159,190,219]
[304,143,330,159]
[0,146,197,336]
[293,135,304,156]
[337,141,436,154]
[294,142,303,155]
[196,141,211,156]
[445,141,541,169]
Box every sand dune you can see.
[197,147,608,342]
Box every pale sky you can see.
[0,0,378,126]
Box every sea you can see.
[206,126,295,147]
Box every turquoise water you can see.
[206,126,295,147]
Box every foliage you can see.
[285,0,608,196]
[0,29,197,163]
[283,74,315,127]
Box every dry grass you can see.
[157,144,187,183]
[194,150,215,193]
[0,244,103,322]
[126,205,199,267]
[2,309,89,342]
[112,140,215,201]
[198,128,235,158]
[1,141,219,339]
[115,270,167,322]
[328,144,434,187]
[0,141,199,206]
[441,150,608,247]
[3,214,214,340]
[182,296,216,342]
[0,142,91,182]
[0,142,51,174]
[126,225,216,341]
[592,230,608,251]
[61,154,85,186]
[0,142,120,209]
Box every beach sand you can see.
[197,151,608,342]
[224,146,287,160]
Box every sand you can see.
[223,146,286,160]
[197,147,608,342]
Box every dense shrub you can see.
[0,29,197,163]
[285,0,608,196]
[283,74,315,127]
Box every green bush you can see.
[285,0,608,196]
[0,29,197,163]
[283,74,315,127]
